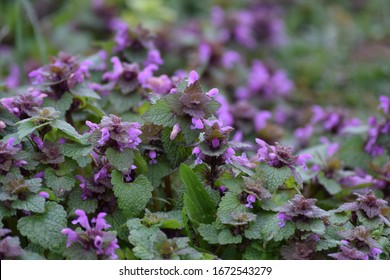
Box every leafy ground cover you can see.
[0,0,390,260]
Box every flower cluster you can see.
[236,60,293,100]
[211,3,286,48]
[365,96,390,156]
[0,228,24,259]
[61,210,119,259]
[256,139,312,169]
[29,52,90,97]
[0,138,26,174]
[1,90,46,119]
[87,114,142,151]
[329,226,383,260]
[276,195,328,227]
[335,190,387,219]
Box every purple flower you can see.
[222,147,235,164]
[91,212,111,231]
[232,153,256,169]
[170,123,181,140]
[215,94,233,126]
[145,49,164,66]
[38,191,49,199]
[98,127,110,146]
[190,118,204,130]
[254,110,271,131]
[248,60,269,92]
[5,64,20,89]
[188,70,199,86]
[143,75,173,94]
[255,139,312,169]
[219,185,227,193]
[192,146,203,165]
[221,50,241,69]
[149,150,157,164]
[109,19,130,52]
[138,64,159,86]
[61,228,79,247]
[379,96,389,114]
[340,171,373,188]
[276,212,293,227]
[72,209,91,230]
[294,125,313,145]
[370,247,382,258]
[62,210,119,259]
[102,56,124,81]
[198,42,212,64]
[123,165,137,182]
[245,194,256,208]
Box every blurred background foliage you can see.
[1,0,390,114]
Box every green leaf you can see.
[64,243,98,260]
[215,177,244,194]
[25,178,43,193]
[328,212,349,225]
[180,164,216,225]
[17,121,49,139]
[296,218,326,234]
[17,202,67,250]
[218,229,242,244]
[204,99,221,118]
[70,83,101,99]
[106,211,129,241]
[339,135,372,169]
[127,219,164,259]
[198,223,219,244]
[61,143,93,167]
[177,117,200,144]
[243,242,280,260]
[217,192,247,224]
[357,211,384,230]
[112,171,153,218]
[51,120,84,143]
[67,188,98,214]
[145,158,170,188]
[142,99,177,127]
[255,212,295,242]
[11,194,45,213]
[255,163,292,193]
[316,239,342,251]
[0,204,13,227]
[317,172,342,195]
[45,168,75,197]
[133,151,148,175]
[42,92,73,117]
[161,127,192,168]
[105,147,134,171]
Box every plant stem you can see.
[164,175,173,211]
[152,190,160,211]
